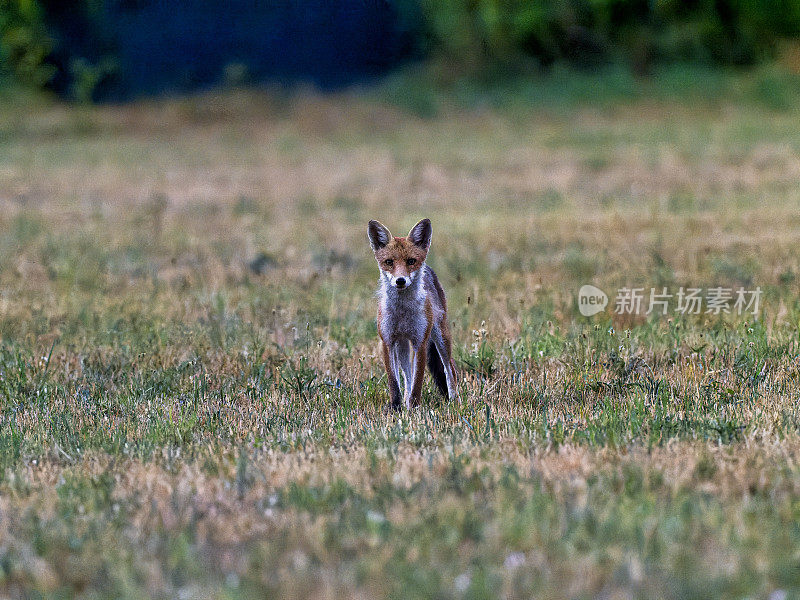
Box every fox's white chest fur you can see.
[378,271,429,346]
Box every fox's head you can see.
[367,218,432,290]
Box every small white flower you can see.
[504,552,525,569]
[454,572,471,592]
[291,550,308,570]
[366,510,386,524]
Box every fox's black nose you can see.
[395,277,407,288]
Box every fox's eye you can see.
[406,258,417,266]
[384,259,393,267]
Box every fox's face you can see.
[368,219,432,290]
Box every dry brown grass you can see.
[2,81,800,598]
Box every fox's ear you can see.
[368,220,392,252]
[408,218,432,251]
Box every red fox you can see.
[368,218,458,409]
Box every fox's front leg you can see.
[408,340,427,408]
[394,341,413,408]
[409,302,435,407]
[380,339,402,409]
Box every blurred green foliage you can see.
[416,0,800,73]
[0,0,54,87]
[3,0,800,97]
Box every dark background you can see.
[39,0,417,100]
[3,0,800,101]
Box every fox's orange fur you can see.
[368,218,458,408]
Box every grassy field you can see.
[2,67,800,598]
